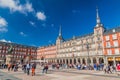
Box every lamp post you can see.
[86,42,90,69]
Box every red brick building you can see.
[103,27,120,65]
[0,41,37,64]
[37,44,57,63]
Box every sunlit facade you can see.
[0,42,37,63]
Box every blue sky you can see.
[0,0,120,47]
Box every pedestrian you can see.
[11,64,14,71]
[23,64,26,73]
[26,62,31,75]
[56,64,59,69]
[103,64,107,73]
[8,63,11,71]
[107,64,112,73]
[77,64,81,70]
[42,64,48,74]
[31,63,36,76]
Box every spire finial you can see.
[96,6,99,18]
[59,25,61,36]
[96,7,101,25]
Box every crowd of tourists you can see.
[50,62,120,74]
[0,62,120,76]
[22,62,36,76]
[0,63,19,71]
[0,62,49,76]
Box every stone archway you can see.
[78,58,80,63]
[99,58,104,64]
[60,59,62,63]
[93,58,97,64]
[74,58,76,64]
[87,58,91,64]
[57,59,59,63]
[70,59,72,64]
[51,60,53,63]
[82,58,85,64]
[66,59,68,64]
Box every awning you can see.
[115,57,120,61]
[107,57,113,61]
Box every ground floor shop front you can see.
[46,55,120,66]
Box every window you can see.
[106,42,111,48]
[0,46,2,49]
[106,36,109,41]
[115,49,119,54]
[97,37,100,41]
[98,43,101,48]
[112,34,117,39]
[113,41,118,47]
[107,49,112,55]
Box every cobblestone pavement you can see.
[0,70,21,80]
[0,68,120,80]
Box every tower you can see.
[94,7,105,58]
[56,26,63,54]
[94,7,104,36]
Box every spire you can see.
[96,7,102,27]
[57,25,63,40]
[59,25,61,36]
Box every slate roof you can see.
[0,41,38,49]
[104,26,120,35]
[64,32,93,42]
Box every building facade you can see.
[55,8,104,65]
[37,44,57,63]
[37,8,120,66]
[103,27,120,66]
[0,42,37,64]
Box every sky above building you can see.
[0,0,120,47]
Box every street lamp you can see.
[86,42,90,69]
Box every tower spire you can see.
[59,25,61,36]
[96,7,101,27]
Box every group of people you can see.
[1,61,120,76]
[22,62,36,76]
[0,63,19,72]
[51,63,93,70]
[103,63,120,74]
[7,63,19,71]
[50,62,120,74]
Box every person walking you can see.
[42,64,48,74]
[26,62,31,75]
[31,63,36,76]
[103,64,107,74]
[107,64,112,73]
[8,63,11,71]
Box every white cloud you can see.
[20,32,27,37]
[0,16,8,32]
[0,0,34,13]
[0,17,7,27]
[36,12,46,21]
[29,21,35,26]
[24,2,34,12]
[0,39,11,43]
